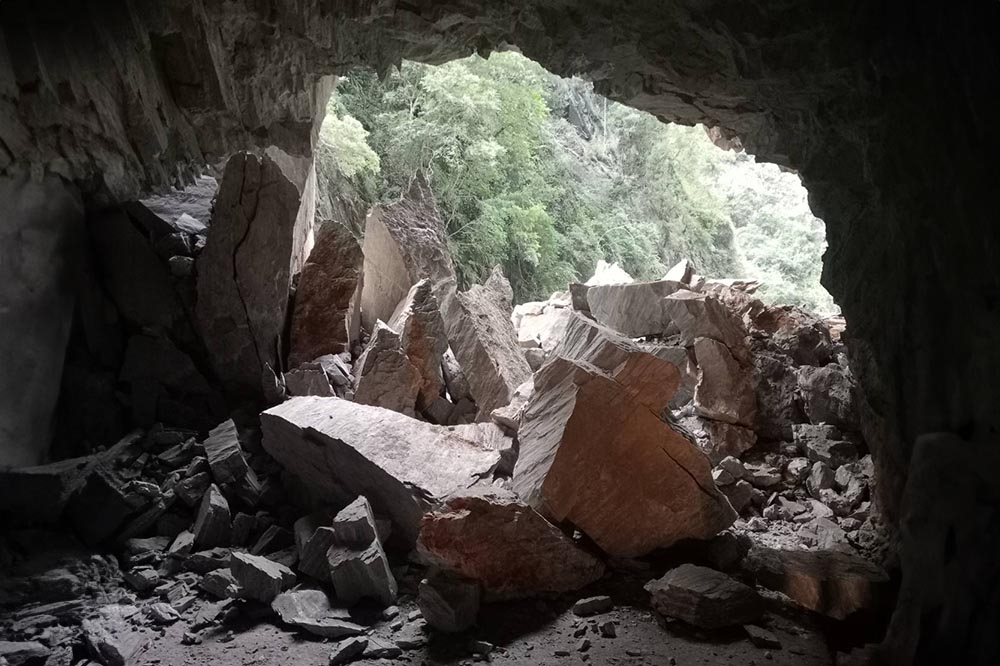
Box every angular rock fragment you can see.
[352,321,421,416]
[192,484,231,548]
[81,605,151,666]
[417,487,604,600]
[513,301,573,352]
[196,152,310,399]
[326,497,396,607]
[752,352,805,441]
[360,173,455,329]
[677,416,756,465]
[261,397,504,544]
[720,479,754,514]
[744,624,782,649]
[0,641,50,666]
[513,356,735,557]
[199,569,241,599]
[693,337,756,427]
[271,589,363,638]
[797,364,857,429]
[584,279,683,337]
[417,572,480,633]
[663,258,696,284]
[388,279,449,410]
[229,552,296,603]
[294,512,337,583]
[444,266,532,419]
[748,305,833,366]
[743,546,889,619]
[572,596,613,617]
[289,221,363,365]
[662,290,749,350]
[250,525,293,556]
[489,379,533,434]
[329,636,369,665]
[201,420,249,485]
[645,564,763,629]
[441,348,471,402]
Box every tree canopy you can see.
[317,51,835,312]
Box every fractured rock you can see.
[353,321,421,416]
[645,564,763,629]
[489,379,533,434]
[388,279,449,409]
[271,589,363,638]
[360,173,455,329]
[513,356,735,557]
[584,260,634,286]
[417,572,480,633]
[572,596,613,616]
[202,420,249,486]
[662,290,748,350]
[294,512,337,583]
[584,279,683,337]
[196,152,310,399]
[752,352,805,441]
[326,497,397,607]
[749,305,833,367]
[441,347,471,402]
[444,266,532,419]
[261,397,504,545]
[289,221,363,365]
[797,364,857,430]
[417,487,604,600]
[192,484,231,548]
[229,552,296,603]
[199,570,241,599]
[329,636,369,666]
[0,641,50,666]
[743,546,889,619]
[693,337,756,427]
[663,258,697,284]
[81,605,150,666]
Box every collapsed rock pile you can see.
[1,161,889,665]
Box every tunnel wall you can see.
[0,1,997,662]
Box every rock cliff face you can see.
[0,1,997,662]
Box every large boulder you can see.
[196,152,310,399]
[417,487,604,600]
[387,279,449,411]
[512,356,736,557]
[748,305,833,367]
[352,321,421,416]
[359,173,455,330]
[752,351,805,441]
[661,289,748,350]
[288,221,363,365]
[443,266,532,420]
[798,364,858,430]
[583,279,684,338]
[261,397,509,545]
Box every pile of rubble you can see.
[1,155,889,666]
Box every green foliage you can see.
[319,51,834,311]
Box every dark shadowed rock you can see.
[645,564,763,629]
[797,364,857,430]
[743,546,889,619]
[417,487,604,600]
[294,512,337,583]
[195,152,310,399]
[192,484,231,548]
[513,356,735,557]
[417,572,480,633]
[289,221,363,365]
[444,266,532,420]
[261,397,505,545]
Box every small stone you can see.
[417,572,480,633]
[744,625,782,649]
[123,567,159,593]
[382,605,400,621]
[272,589,362,639]
[363,637,402,659]
[390,619,404,631]
[199,570,241,599]
[625,649,642,657]
[572,595,613,617]
[806,462,835,497]
[645,564,763,629]
[747,517,768,532]
[576,638,591,652]
[598,621,617,638]
[229,552,296,603]
[181,632,202,645]
[146,603,180,625]
[329,636,368,665]
[471,640,494,655]
[554,649,570,657]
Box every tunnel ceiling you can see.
[1,2,998,660]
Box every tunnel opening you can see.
[1,2,997,665]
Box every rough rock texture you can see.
[288,221,363,365]
[645,564,763,629]
[271,589,364,638]
[662,290,749,351]
[445,266,532,420]
[352,322,421,416]
[202,420,249,486]
[260,397,505,545]
[693,337,756,427]
[513,356,735,557]
[0,176,84,466]
[230,552,296,603]
[360,174,455,330]
[387,279,449,410]
[416,487,604,600]
[583,279,683,338]
[3,1,999,659]
[417,572,481,634]
[195,152,309,400]
[326,497,397,607]
[743,546,889,620]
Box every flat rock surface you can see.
[261,397,503,545]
